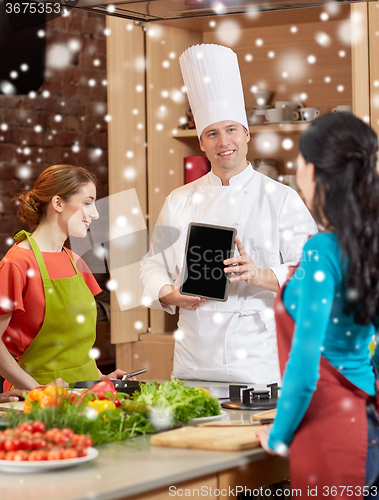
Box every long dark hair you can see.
[299,112,379,326]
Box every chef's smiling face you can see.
[63,182,99,238]
[199,121,250,182]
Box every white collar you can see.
[208,162,254,187]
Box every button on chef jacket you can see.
[140,164,317,384]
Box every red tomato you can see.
[19,436,34,450]
[17,422,33,433]
[0,435,5,451]
[84,436,93,448]
[13,450,29,462]
[0,451,6,460]
[32,437,47,450]
[62,428,74,439]
[3,429,15,436]
[76,447,87,457]
[28,450,45,461]
[114,399,121,408]
[53,432,68,445]
[4,437,21,452]
[47,449,62,460]
[45,428,60,440]
[5,451,16,461]
[62,449,78,459]
[31,421,46,434]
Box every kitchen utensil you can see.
[150,425,265,450]
[275,101,303,121]
[253,90,272,107]
[122,368,148,380]
[73,379,142,396]
[299,107,320,121]
[0,447,99,473]
[332,105,352,113]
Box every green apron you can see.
[14,231,99,385]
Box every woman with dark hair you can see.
[257,112,379,494]
[0,164,128,391]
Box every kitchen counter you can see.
[0,381,288,500]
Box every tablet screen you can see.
[180,223,236,302]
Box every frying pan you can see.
[72,379,142,396]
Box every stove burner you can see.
[221,383,281,410]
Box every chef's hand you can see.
[159,268,207,311]
[0,389,24,403]
[46,378,69,388]
[224,237,279,292]
[255,426,278,456]
[99,369,137,381]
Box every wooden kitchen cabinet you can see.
[106,3,377,378]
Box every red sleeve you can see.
[0,259,26,315]
[67,250,102,297]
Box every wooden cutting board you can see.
[251,409,277,422]
[0,401,25,413]
[150,425,265,451]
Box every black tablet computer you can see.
[180,222,237,302]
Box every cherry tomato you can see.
[0,451,6,460]
[5,451,16,461]
[31,421,46,434]
[4,437,21,452]
[28,450,45,461]
[17,422,33,433]
[19,436,34,450]
[53,432,68,445]
[114,399,121,408]
[76,447,87,457]
[13,450,29,462]
[32,437,47,450]
[84,436,93,448]
[45,428,60,441]
[3,429,16,436]
[62,449,78,459]
[47,449,62,460]
[62,428,74,439]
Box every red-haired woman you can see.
[0,164,127,391]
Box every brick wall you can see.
[0,9,109,288]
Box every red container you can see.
[184,156,211,184]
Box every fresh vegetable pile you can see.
[3,381,153,445]
[127,379,221,425]
[0,420,92,461]
[2,379,221,444]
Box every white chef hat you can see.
[179,44,248,139]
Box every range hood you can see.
[75,0,376,22]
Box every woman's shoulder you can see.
[302,233,342,275]
[304,232,339,252]
[0,244,35,270]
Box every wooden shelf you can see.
[172,122,310,138]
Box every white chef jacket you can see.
[140,164,317,384]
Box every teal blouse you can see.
[268,233,378,452]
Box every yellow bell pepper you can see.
[87,400,116,413]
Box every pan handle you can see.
[122,368,148,381]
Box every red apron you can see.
[274,267,379,497]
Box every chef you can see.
[140,44,317,384]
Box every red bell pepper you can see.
[82,380,118,400]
